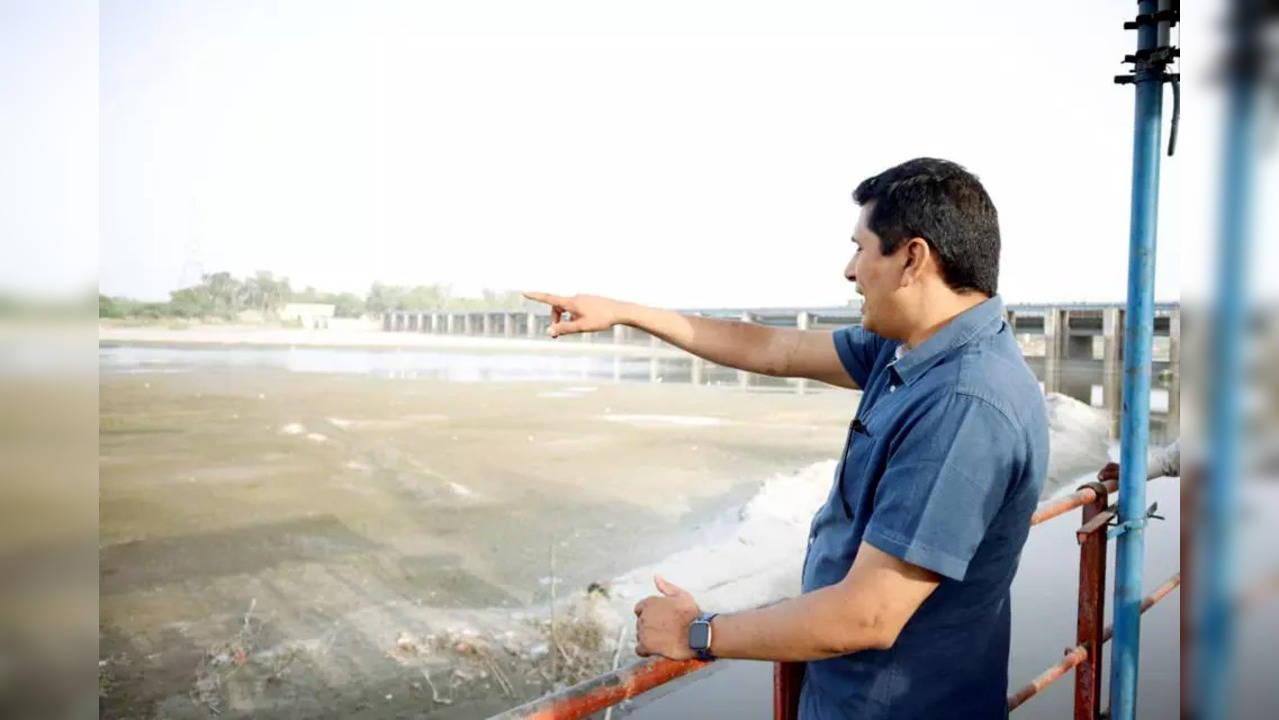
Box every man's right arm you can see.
[523,292,859,390]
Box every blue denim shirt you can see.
[799,296,1048,719]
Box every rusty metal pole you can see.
[1074,481,1112,720]
[772,661,804,720]
[1180,469,1198,720]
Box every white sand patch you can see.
[537,386,598,399]
[446,482,475,498]
[305,433,329,443]
[324,415,449,431]
[279,423,305,436]
[600,414,726,428]
[116,367,189,375]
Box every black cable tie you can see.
[1123,47,1181,64]
[1123,10,1180,30]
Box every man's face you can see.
[845,203,903,338]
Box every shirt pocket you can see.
[835,418,877,520]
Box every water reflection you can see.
[1027,357,1179,444]
[99,344,1178,442]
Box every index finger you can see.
[523,291,570,308]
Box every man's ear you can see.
[899,237,932,288]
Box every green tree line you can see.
[99,272,533,320]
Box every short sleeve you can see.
[861,394,1023,581]
[832,325,893,389]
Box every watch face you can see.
[688,621,711,650]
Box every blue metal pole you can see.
[1199,2,1258,716]
[1109,1,1164,717]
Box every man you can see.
[525,158,1048,718]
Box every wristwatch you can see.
[688,612,719,661]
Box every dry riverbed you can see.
[99,368,854,718]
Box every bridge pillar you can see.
[649,334,660,383]
[1103,308,1124,377]
[1043,307,1063,394]
[796,312,811,394]
[688,314,705,385]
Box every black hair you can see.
[853,157,1000,296]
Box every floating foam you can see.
[609,460,835,616]
[1043,392,1114,495]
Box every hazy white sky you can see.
[9,0,1222,307]
[1,0,97,301]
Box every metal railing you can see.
[494,473,1180,720]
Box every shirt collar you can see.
[889,295,1005,386]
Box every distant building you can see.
[281,302,335,329]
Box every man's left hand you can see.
[633,575,701,660]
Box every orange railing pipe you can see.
[1008,573,1181,712]
[491,657,709,719]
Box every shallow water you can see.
[99,344,1178,443]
